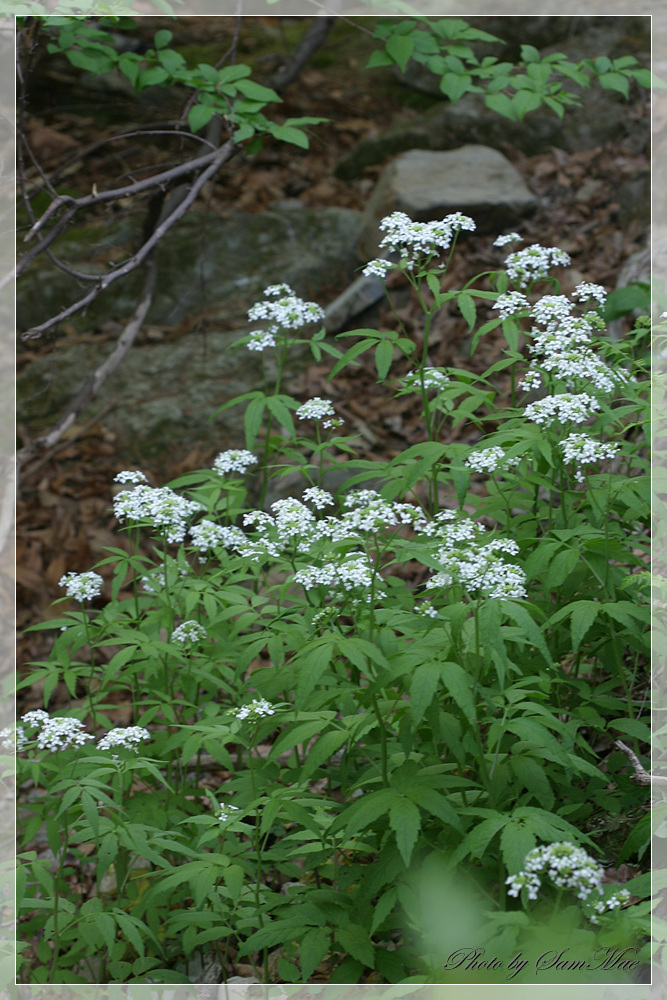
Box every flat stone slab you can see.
[357,145,537,260]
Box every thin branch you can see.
[21,138,237,340]
[17,256,158,479]
[267,16,338,93]
[614,739,667,787]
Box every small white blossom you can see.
[113,486,204,544]
[507,842,604,904]
[403,368,450,393]
[518,371,542,392]
[590,889,630,923]
[574,281,607,306]
[22,712,93,752]
[246,330,277,353]
[218,803,240,823]
[212,450,257,476]
[232,698,276,722]
[375,211,475,269]
[0,726,25,751]
[296,397,336,421]
[189,520,247,553]
[465,447,519,475]
[172,620,207,645]
[114,470,148,485]
[97,727,150,754]
[524,393,601,427]
[530,295,574,326]
[361,258,392,279]
[302,487,334,509]
[493,291,530,320]
[558,433,619,482]
[248,285,324,332]
[420,517,526,599]
[493,232,522,247]
[59,572,103,601]
[504,244,571,288]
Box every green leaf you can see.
[300,729,349,780]
[450,815,509,865]
[498,601,552,666]
[386,33,414,73]
[375,339,395,380]
[569,600,600,651]
[484,92,516,120]
[188,104,215,134]
[222,864,244,904]
[440,661,476,726]
[329,338,375,379]
[510,755,555,811]
[153,29,172,48]
[244,395,266,449]
[114,911,146,958]
[270,125,309,149]
[520,44,540,63]
[406,786,463,833]
[599,71,629,98]
[137,66,170,90]
[389,794,421,866]
[300,926,329,981]
[336,924,375,968]
[500,817,537,874]
[439,72,473,104]
[457,292,476,330]
[545,546,579,589]
[329,788,395,838]
[409,662,441,725]
[511,90,543,119]
[370,887,397,934]
[609,717,651,744]
[81,791,99,839]
[236,78,280,103]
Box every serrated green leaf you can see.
[610,717,651,744]
[569,600,600,651]
[300,926,329,981]
[450,815,508,865]
[440,661,476,726]
[222,864,245,904]
[389,794,421,866]
[409,662,441,725]
[301,729,348,780]
[375,339,394,380]
[510,755,555,811]
[336,924,375,968]
[457,292,476,330]
[500,818,537,874]
[370,887,397,934]
[406,786,463,833]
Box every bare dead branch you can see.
[267,16,337,94]
[17,255,158,480]
[21,138,237,340]
[614,739,667,787]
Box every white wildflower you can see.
[114,470,148,485]
[172,620,207,645]
[248,285,324,331]
[493,232,522,247]
[59,571,103,601]
[296,397,336,421]
[232,698,276,722]
[376,211,475,268]
[403,368,450,393]
[574,281,607,306]
[524,393,601,427]
[26,715,93,752]
[361,258,392,279]
[465,447,519,475]
[189,520,247,553]
[246,330,277,353]
[493,291,530,320]
[507,842,604,904]
[97,727,150,754]
[504,244,571,288]
[212,450,257,476]
[558,433,619,482]
[302,487,334,509]
[113,486,204,544]
[218,803,240,823]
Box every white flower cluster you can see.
[21,710,93,752]
[590,888,631,924]
[296,397,337,426]
[403,368,450,393]
[218,803,240,823]
[232,698,276,722]
[558,433,619,482]
[140,563,189,594]
[524,393,601,428]
[493,232,522,248]
[574,281,607,306]
[420,515,526,599]
[295,554,380,603]
[361,258,393,279]
[97,726,150,754]
[302,487,335,510]
[59,571,104,601]
[189,520,247,554]
[114,470,148,485]
[172,620,207,645]
[493,291,530,320]
[366,211,476,271]
[245,283,324,353]
[212,450,257,476]
[0,725,26,751]
[504,244,571,288]
[506,842,604,903]
[465,447,519,475]
[113,485,204,544]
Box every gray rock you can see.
[357,146,537,260]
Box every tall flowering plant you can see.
[17,213,650,985]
